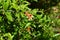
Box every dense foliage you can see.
[0,0,60,40]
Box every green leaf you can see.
[12,3,19,11]
[53,34,60,37]
[37,14,43,19]
[3,33,14,40]
[31,9,38,15]
[33,0,38,2]
[0,16,2,22]
[3,0,10,11]
[57,19,60,25]
[5,12,13,21]
[15,13,20,18]
[25,23,31,28]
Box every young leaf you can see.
[3,0,10,11]
[5,12,13,21]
